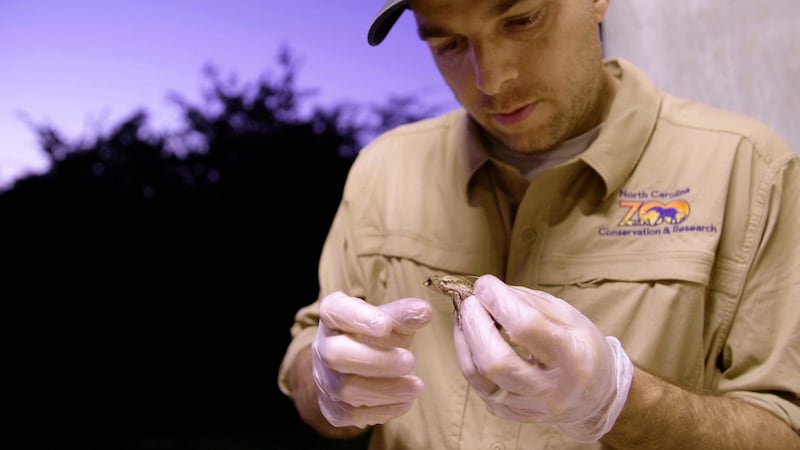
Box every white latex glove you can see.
[312,291,433,428]
[453,274,633,442]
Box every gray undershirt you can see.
[487,125,602,181]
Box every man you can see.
[278,0,800,448]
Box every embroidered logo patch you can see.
[597,187,718,237]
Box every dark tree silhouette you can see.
[3,45,444,450]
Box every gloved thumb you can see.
[378,298,433,335]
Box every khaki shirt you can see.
[278,58,800,449]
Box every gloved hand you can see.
[453,275,633,442]
[312,291,433,428]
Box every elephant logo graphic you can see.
[641,202,690,225]
[618,200,690,226]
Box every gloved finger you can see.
[318,393,416,429]
[330,374,425,407]
[315,329,416,377]
[319,291,394,338]
[461,352,566,422]
[378,297,433,335]
[453,308,502,398]
[358,298,433,349]
[455,292,631,435]
[488,282,609,386]
[462,276,604,397]
[458,295,545,392]
[472,375,578,425]
[473,274,577,366]
[460,366,559,423]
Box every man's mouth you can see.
[490,102,537,127]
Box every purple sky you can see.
[0,0,459,188]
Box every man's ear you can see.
[594,0,610,23]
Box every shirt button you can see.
[522,228,537,243]
[490,443,505,450]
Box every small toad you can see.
[422,274,478,319]
[423,274,534,361]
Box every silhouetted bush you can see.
[3,45,442,450]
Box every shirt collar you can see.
[581,58,662,199]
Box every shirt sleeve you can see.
[716,152,800,431]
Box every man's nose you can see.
[469,42,518,96]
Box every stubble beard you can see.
[504,62,607,154]
[502,104,572,154]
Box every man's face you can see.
[410,0,613,153]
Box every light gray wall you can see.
[603,0,800,153]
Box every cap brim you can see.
[367,0,409,46]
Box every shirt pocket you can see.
[536,251,717,389]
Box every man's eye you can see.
[434,38,464,57]
[505,10,544,31]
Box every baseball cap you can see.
[367,0,409,46]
